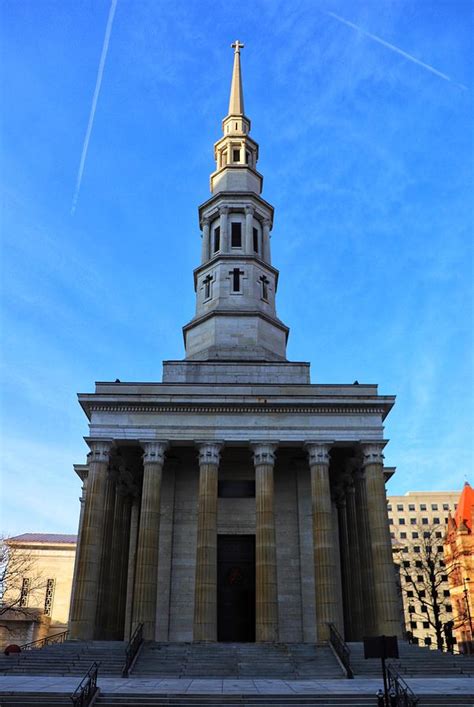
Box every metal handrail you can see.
[19,630,69,651]
[122,622,144,677]
[70,661,99,707]
[328,622,353,679]
[387,663,419,706]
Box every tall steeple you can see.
[182,43,289,362]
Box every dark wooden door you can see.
[217,535,255,642]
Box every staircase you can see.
[1,693,473,707]
[348,641,474,677]
[132,642,344,679]
[0,640,126,676]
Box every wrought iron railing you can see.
[70,661,99,707]
[387,663,419,706]
[327,622,353,678]
[122,622,144,677]
[19,630,69,651]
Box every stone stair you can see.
[0,640,126,676]
[347,641,474,677]
[2,693,473,707]
[132,642,345,679]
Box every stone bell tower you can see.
[183,40,289,363]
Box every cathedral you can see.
[69,42,401,646]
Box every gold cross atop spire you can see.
[231,40,244,54]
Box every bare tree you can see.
[397,522,453,651]
[0,536,45,621]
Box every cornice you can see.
[86,402,387,415]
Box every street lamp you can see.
[463,577,472,654]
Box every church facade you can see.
[69,43,401,645]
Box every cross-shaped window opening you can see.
[260,275,269,300]
[230,268,244,292]
[203,274,213,300]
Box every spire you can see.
[228,40,245,116]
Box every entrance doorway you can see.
[217,535,255,642]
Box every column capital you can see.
[220,206,229,215]
[85,438,114,462]
[140,440,168,465]
[197,441,223,466]
[305,441,332,466]
[360,442,386,467]
[262,218,271,229]
[201,217,210,227]
[244,205,254,215]
[251,442,278,466]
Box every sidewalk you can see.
[0,676,473,696]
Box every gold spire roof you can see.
[228,40,245,116]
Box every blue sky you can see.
[1,0,472,535]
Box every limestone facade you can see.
[69,43,401,644]
[388,491,459,649]
[1,534,76,647]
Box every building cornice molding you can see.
[86,403,387,415]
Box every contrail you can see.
[325,11,467,90]
[71,0,118,214]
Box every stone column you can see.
[305,442,340,642]
[132,441,168,640]
[252,442,278,642]
[201,218,210,263]
[69,439,113,640]
[124,495,140,640]
[68,463,88,626]
[220,206,229,253]
[245,205,254,253]
[193,441,222,641]
[95,466,117,638]
[107,481,132,639]
[262,219,271,263]
[343,465,364,640]
[334,484,353,640]
[362,442,401,636]
[354,465,377,636]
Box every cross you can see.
[203,274,213,299]
[231,40,244,54]
[259,275,269,300]
[230,268,244,292]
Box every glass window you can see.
[431,504,438,511]
[446,605,452,612]
[408,504,415,511]
[410,621,417,629]
[407,590,414,598]
[417,575,423,582]
[213,226,220,252]
[400,532,407,539]
[397,504,404,511]
[410,518,417,525]
[412,532,419,539]
[443,590,450,597]
[443,503,449,511]
[233,148,240,162]
[414,546,420,553]
[433,517,440,524]
[422,517,429,525]
[420,504,427,511]
[399,518,405,525]
[388,518,393,525]
[218,480,255,498]
[231,222,242,247]
[253,227,259,253]
[435,532,442,538]
[387,504,392,511]
[423,621,429,629]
